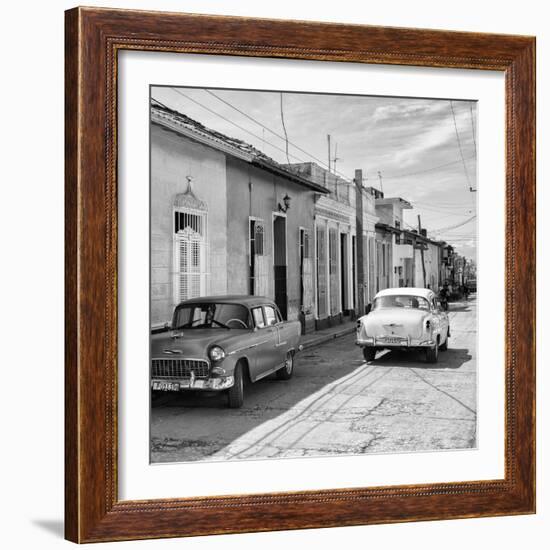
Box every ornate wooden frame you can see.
[65,6,536,543]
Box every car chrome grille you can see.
[151,358,210,379]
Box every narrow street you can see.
[151,296,477,463]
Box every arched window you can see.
[173,178,208,303]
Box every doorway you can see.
[273,215,287,320]
[340,233,349,313]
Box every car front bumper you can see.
[151,375,234,392]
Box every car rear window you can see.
[373,295,429,311]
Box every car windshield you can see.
[373,295,430,311]
[173,303,251,330]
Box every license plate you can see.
[152,381,180,391]
[383,337,404,344]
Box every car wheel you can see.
[227,362,244,408]
[425,340,439,363]
[363,347,376,362]
[440,329,449,351]
[276,352,294,380]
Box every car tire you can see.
[227,362,244,408]
[276,352,294,380]
[440,329,449,351]
[425,340,439,363]
[363,347,376,362]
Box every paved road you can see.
[151,296,477,463]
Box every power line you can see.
[162,89,479,197]
[413,199,474,208]
[378,155,475,180]
[416,209,475,219]
[469,103,477,157]
[431,215,477,234]
[450,100,475,196]
[168,87,311,166]
[204,88,352,182]
[411,202,475,215]
[279,93,291,165]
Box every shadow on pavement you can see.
[151,336,376,461]
[447,303,473,313]
[371,347,472,370]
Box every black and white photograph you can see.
[149,86,478,464]
[4,0,544,548]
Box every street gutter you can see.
[299,324,356,352]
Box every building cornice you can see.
[316,195,355,218]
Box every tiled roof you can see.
[151,99,329,194]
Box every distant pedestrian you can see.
[439,284,449,311]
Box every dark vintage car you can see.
[151,295,302,408]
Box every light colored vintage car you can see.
[151,295,302,408]
[356,287,450,363]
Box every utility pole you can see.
[333,143,341,174]
[418,215,427,288]
[355,169,365,314]
[327,134,331,173]
[377,171,384,194]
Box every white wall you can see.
[1,2,547,550]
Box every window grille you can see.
[254,222,264,255]
[303,230,310,259]
[174,209,207,303]
[175,211,204,236]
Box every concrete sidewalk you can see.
[299,320,356,352]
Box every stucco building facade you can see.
[150,102,327,329]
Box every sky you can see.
[151,86,478,260]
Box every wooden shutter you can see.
[175,210,207,303]
[316,226,327,317]
[329,228,339,314]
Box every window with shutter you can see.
[316,226,327,317]
[174,208,207,303]
[303,230,310,259]
[253,222,264,256]
[249,219,266,295]
[329,228,339,314]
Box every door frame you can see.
[272,212,288,319]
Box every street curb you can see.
[299,325,355,352]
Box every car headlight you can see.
[209,345,226,362]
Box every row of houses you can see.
[150,100,471,333]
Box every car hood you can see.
[151,329,247,359]
[360,308,429,338]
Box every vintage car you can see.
[356,287,450,363]
[151,295,302,408]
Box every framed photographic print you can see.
[65,7,536,543]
